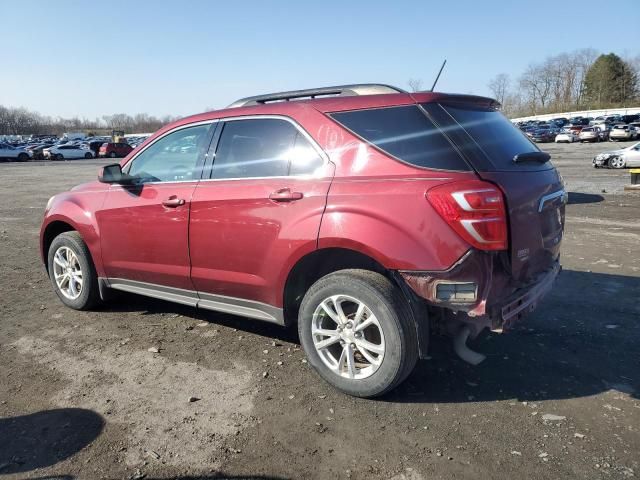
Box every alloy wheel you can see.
[311,294,385,380]
[52,246,83,300]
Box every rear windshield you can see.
[429,103,551,171]
[329,105,470,171]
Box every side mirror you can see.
[98,163,134,184]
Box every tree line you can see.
[487,50,639,117]
[0,106,179,136]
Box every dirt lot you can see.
[1,141,639,480]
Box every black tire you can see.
[84,152,92,159]
[17,153,29,162]
[47,231,100,310]
[57,154,64,160]
[298,269,418,398]
[109,152,117,158]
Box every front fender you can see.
[40,189,107,276]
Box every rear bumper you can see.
[400,251,561,335]
[490,261,560,331]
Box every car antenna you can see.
[430,59,447,92]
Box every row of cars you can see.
[516,114,640,144]
[0,135,149,161]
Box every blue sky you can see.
[1,0,638,118]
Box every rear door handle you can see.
[162,195,185,208]
[269,188,303,202]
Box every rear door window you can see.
[329,106,470,171]
[211,118,324,179]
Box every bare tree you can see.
[488,74,510,105]
[407,79,424,92]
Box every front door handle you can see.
[269,188,304,202]
[162,195,185,208]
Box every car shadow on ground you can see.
[567,191,604,204]
[0,408,104,475]
[100,269,639,404]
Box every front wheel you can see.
[298,269,418,398]
[109,152,117,158]
[609,156,626,169]
[17,153,29,162]
[47,231,100,310]
[84,152,93,159]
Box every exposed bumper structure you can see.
[400,251,561,336]
[495,262,560,331]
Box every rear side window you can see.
[329,106,470,171]
[212,118,324,179]
[428,103,550,171]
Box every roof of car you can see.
[172,90,498,127]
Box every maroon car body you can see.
[40,85,565,396]
[99,142,133,158]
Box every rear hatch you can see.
[422,101,565,283]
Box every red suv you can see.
[99,142,134,158]
[40,84,565,397]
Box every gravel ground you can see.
[0,141,639,480]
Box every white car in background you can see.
[0,142,33,161]
[43,144,94,160]
[593,142,640,169]
[555,130,578,143]
[609,125,638,141]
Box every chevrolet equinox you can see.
[40,84,565,397]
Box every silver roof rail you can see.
[227,84,407,108]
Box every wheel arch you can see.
[283,247,388,326]
[41,220,76,272]
[285,247,431,360]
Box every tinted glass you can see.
[212,119,297,179]
[127,123,212,182]
[437,103,550,171]
[330,106,469,171]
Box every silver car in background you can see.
[593,142,640,169]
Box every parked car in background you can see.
[578,127,601,143]
[550,117,568,127]
[593,142,640,168]
[555,129,578,143]
[609,125,638,141]
[87,140,108,158]
[621,114,640,124]
[0,142,32,161]
[44,144,94,160]
[99,142,133,158]
[39,84,565,397]
[530,128,556,143]
[26,143,55,160]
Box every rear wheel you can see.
[57,154,64,160]
[298,269,418,398]
[47,231,100,310]
[109,152,117,158]
[84,152,92,159]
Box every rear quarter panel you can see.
[309,119,477,271]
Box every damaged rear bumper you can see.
[399,250,561,335]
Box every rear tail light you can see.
[427,180,508,251]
